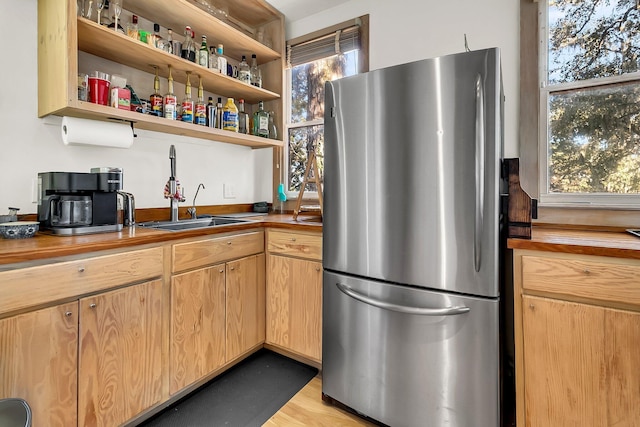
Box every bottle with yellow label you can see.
[222,97,239,132]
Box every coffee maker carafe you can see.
[38,169,125,235]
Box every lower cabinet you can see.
[78,279,164,427]
[0,302,79,427]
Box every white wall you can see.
[0,1,273,214]
[286,0,520,159]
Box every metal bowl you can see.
[0,221,39,239]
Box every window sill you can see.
[534,205,640,230]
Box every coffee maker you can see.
[38,169,125,235]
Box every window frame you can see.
[279,16,369,201]
[537,0,640,209]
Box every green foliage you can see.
[548,0,640,194]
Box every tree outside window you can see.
[543,0,640,199]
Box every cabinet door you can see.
[78,280,163,427]
[266,255,322,362]
[523,296,640,427]
[0,302,78,427]
[226,254,265,361]
[170,264,226,394]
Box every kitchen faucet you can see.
[165,145,185,222]
[187,183,205,219]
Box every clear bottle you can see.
[198,35,208,68]
[252,101,269,138]
[195,76,207,126]
[206,96,217,128]
[237,99,249,134]
[152,23,163,49]
[208,46,219,72]
[216,97,223,129]
[238,55,251,84]
[250,54,262,88]
[216,44,227,75]
[181,72,194,123]
[127,15,139,40]
[181,26,196,62]
[167,28,175,55]
[268,110,278,139]
[222,98,239,132]
[150,67,163,117]
[163,66,177,120]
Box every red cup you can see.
[88,77,111,105]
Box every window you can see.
[283,17,368,197]
[539,0,640,206]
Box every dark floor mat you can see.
[138,349,318,427]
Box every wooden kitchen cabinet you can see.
[514,250,640,427]
[170,264,226,394]
[266,229,323,364]
[38,0,285,148]
[0,302,79,427]
[78,279,164,427]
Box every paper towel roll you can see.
[61,116,134,148]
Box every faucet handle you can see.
[187,207,197,219]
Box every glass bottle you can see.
[181,72,194,123]
[127,15,139,40]
[198,35,208,67]
[252,101,269,138]
[238,55,251,84]
[163,66,177,120]
[268,110,278,139]
[150,67,163,117]
[181,26,196,62]
[152,23,163,49]
[222,98,239,132]
[195,76,207,126]
[207,96,217,128]
[250,54,262,88]
[167,28,175,55]
[237,99,249,134]
[216,44,227,75]
[216,97,223,129]
[208,46,219,72]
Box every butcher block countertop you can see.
[0,214,322,267]
[508,227,640,259]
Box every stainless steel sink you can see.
[137,217,254,232]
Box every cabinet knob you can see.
[65,311,73,317]
[583,268,591,275]
[227,241,232,245]
[529,303,535,310]
[89,303,97,309]
[316,267,321,272]
[78,266,86,273]
[230,266,235,270]
[219,269,224,273]
[291,237,296,242]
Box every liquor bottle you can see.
[198,35,208,67]
[237,99,249,134]
[163,66,177,120]
[238,55,251,84]
[222,98,239,132]
[167,28,175,55]
[208,46,219,72]
[150,67,163,117]
[127,15,139,40]
[250,54,262,88]
[181,72,194,123]
[206,96,217,128]
[195,76,207,126]
[151,23,164,49]
[181,26,196,62]
[252,101,269,138]
[216,97,223,129]
[216,44,227,74]
[268,111,278,139]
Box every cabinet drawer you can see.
[0,246,164,315]
[172,231,264,273]
[268,230,322,261]
[522,255,640,306]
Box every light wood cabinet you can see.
[266,230,322,363]
[78,279,164,427]
[38,0,285,148]
[170,264,226,394]
[514,250,640,427]
[0,302,78,427]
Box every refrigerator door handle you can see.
[474,74,485,273]
[336,283,470,316]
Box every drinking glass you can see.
[96,0,105,25]
[112,0,123,32]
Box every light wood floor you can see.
[264,376,377,426]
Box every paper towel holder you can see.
[107,118,138,138]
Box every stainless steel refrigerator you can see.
[322,48,506,427]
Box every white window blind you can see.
[287,25,360,67]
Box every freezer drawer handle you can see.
[336,283,470,316]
